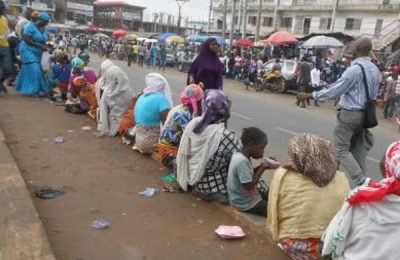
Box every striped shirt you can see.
[313,57,381,110]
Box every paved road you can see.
[91,54,398,182]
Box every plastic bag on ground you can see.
[215,225,246,239]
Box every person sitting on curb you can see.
[322,140,400,260]
[227,127,278,217]
[267,134,350,260]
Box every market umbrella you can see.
[88,24,99,33]
[166,35,185,44]
[186,35,197,42]
[124,33,138,41]
[186,35,208,43]
[235,38,253,47]
[253,40,268,47]
[210,35,226,45]
[159,32,177,41]
[94,33,109,39]
[266,31,298,45]
[197,35,208,43]
[112,29,128,38]
[302,35,344,49]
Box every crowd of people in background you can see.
[0,2,399,259]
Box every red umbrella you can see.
[235,38,253,47]
[112,29,128,38]
[88,24,99,33]
[266,31,298,45]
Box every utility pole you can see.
[242,0,247,38]
[238,0,243,37]
[330,0,339,32]
[207,0,213,34]
[222,0,227,39]
[272,0,280,30]
[255,0,262,40]
[229,0,237,47]
[176,0,189,35]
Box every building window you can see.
[248,16,257,26]
[319,18,332,30]
[263,17,273,27]
[383,0,390,4]
[345,18,362,30]
[375,19,383,34]
[234,16,239,25]
[280,17,293,29]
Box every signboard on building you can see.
[67,2,94,12]
[122,11,141,21]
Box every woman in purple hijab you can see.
[187,38,223,90]
[177,90,240,204]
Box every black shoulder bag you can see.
[356,64,378,128]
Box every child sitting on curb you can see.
[227,127,279,217]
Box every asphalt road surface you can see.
[91,54,398,183]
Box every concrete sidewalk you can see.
[0,129,55,260]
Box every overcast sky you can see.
[133,0,209,22]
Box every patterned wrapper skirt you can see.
[135,125,160,154]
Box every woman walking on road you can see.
[187,38,223,90]
[15,12,50,96]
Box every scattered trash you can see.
[35,186,65,199]
[162,186,176,193]
[81,126,92,131]
[53,136,64,144]
[161,173,177,183]
[91,219,109,229]
[121,212,128,216]
[139,187,157,197]
[67,130,75,133]
[89,208,100,214]
[215,225,246,240]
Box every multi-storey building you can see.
[93,0,145,30]
[55,0,94,24]
[210,0,400,39]
[5,0,56,18]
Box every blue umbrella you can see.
[186,35,198,42]
[158,32,177,41]
[210,35,226,45]
[45,26,60,33]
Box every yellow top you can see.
[132,44,140,54]
[0,16,9,48]
[267,167,350,241]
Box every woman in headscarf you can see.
[267,134,350,260]
[95,59,114,105]
[158,83,204,168]
[187,38,223,90]
[322,140,400,260]
[15,12,50,96]
[177,90,240,204]
[97,65,134,136]
[134,73,173,154]
[72,76,97,119]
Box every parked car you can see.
[166,49,176,67]
[261,59,298,92]
[177,53,197,72]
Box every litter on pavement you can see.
[91,219,110,229]
[161,173,177,183]
[139,187,158,197]
[36,186,65,199]
[215,225,246,240]
[53,136,64,144]
[81,126,92,131]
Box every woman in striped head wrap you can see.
[267,134,350,260]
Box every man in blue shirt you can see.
[296,37,381,187]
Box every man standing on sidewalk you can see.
[296,37,381,187]
[0,1,10,95]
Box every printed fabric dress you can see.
[15,22,49,96]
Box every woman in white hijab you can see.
[97,65,134,136]
[134,73,173,154]
[95,59,114,105]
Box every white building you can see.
[210,0,400,49]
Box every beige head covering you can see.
[288,134,338,187]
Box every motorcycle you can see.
[261,70,285,93]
